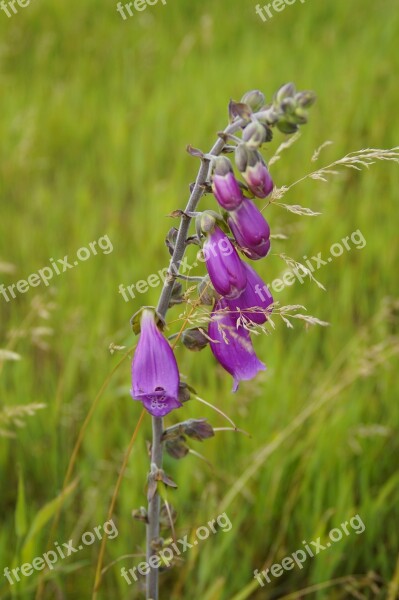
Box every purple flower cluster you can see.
[131,145,274,416]
[130,86,317,418]
[206,139,274,391]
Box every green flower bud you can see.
[281,97,296,115]
[275,82,296,104]
[295,90,317,108]
[234,143,250,173]
[240,90,265,112]
[197,211,218,235]
[256,107,280,125]
[183,418,214,441]
[242,121,267,148]
[169,280,185,306]
[165,436,189,460]
[277,120,299,134]
[235,144,273,198]
[178,382,192,403]
[181,327,209,351]
[292,106,308,125]
[197,275,219,305]
[132,506,149,524]
[165,227,178,256]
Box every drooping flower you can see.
[131,309,181,417]
[203,225,247,299]
[226,262,273,325]
[227,198,271,260]
[208,298,266,391]
[235,144,274,198]
[211,157,243,210]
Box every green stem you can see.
[146,116,246,600]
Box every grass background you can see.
[0,0,398,598]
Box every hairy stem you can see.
[146,116,245,600]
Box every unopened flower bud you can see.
[169,280,185,306]
[292,107,308,125]
[242,121,267,148]
[165,227,178,256]
[256,107,280,126]
[198,211,217,235]
[275,82,296,104]
[277,119,299,134]
[272,87,316,133]
[235,145,273,199]
[235,143,250,173]
[181,327,209,351]
[240,90,265,112]
[165,437,189,460]
[281,97,296,115]
[197,275,219,306]
[211,156,243,210]
[178,382,192,403]
[132,507,149,524]
[295,90,316,108]
[183,418,214,441]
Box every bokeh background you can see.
[1,0,398,598]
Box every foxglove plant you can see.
[129,83,316,599]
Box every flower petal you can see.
[227,262,273,325]
[209,299,266,391]
[204,227,247,298]
[228,199,271,260]
[131,310,180,416]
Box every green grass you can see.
[0,0,399,598]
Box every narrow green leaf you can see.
[21,479,78,563]
[15,466,27,538]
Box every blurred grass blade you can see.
[21,479,78,562]
[15,465,27,538]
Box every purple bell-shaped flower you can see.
[235,144,274,199]
[131,309,182,417]
[203,225,247,299]
[211,156,244,210]
[227,198,271,260]
[209,298,266,391]
[226,262,273,325]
